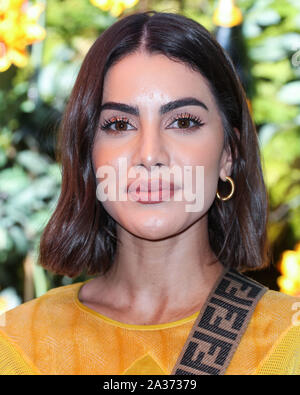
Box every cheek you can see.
[92,139,127,181]
[92,138,115,170]
[92,141,130,222]
[178,135,224,198]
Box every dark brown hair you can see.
[38,10,269,277]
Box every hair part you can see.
[38,10,270,278]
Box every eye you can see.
[99,116,135,134]
[167,112,205,132]
[99,112,205,136]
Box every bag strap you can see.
[171,266,268,375]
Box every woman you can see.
[0,10,299,375]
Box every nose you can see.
[132,121,170,172]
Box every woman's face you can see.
[92,52,232,240]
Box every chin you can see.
[131,228,179,241]
[123,217,183,241]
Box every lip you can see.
[131,188,175,204]
[127,179,176,193]
[127,178,178,203]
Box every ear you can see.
[219,127,239,181]
[219,147,232,182]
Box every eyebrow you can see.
[100,97,209,116]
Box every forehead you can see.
[102,52,216,109]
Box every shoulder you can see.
[252,289,300,370]
[0,282,84,375]
[222,269,300,334]
[255,289,300,328]
[252,290,300,374]
[260,288,300,305]
[247,287,300,340]
[224,277,300,375]
[0,282,83,338]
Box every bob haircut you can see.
[38,10,270,278]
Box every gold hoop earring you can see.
[216,176,235,201]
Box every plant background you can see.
[0,0,299,305]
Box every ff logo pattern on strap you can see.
[171,267,268,375]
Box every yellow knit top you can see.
[0,281,299,375]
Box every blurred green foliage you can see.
[0,0,299,301]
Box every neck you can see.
[96,216,223,319]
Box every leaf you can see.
[280,33,300,51]
[253,95,298,124]
[8,225,28,254]
[6,176,58,214]
[254,9,281,26]
[0,147,7,169]
[8,188,39,213]
[16,150,50,175]
[0,166,30,196]
[249,32,300,63]
[0,227,13,251]
[48,163,62,184]
[26,210,52,239]
[252,60,294,84]
[277,81,300,105]
[1,207,28,227]
[258,123,280,147]
[243,21,262,39]
[29,176,58,201]
[250,37,287,62]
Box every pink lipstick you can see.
[127,179,177,204]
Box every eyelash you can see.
[99,112,205,135]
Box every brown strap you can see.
[171,266,268,375]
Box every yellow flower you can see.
[0,0,46,72]
[90,0,139,17]
[278,243,300,296]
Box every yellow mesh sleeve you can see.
[255,324,300,375]
[226,290,300,375]
[0,330,40,375]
